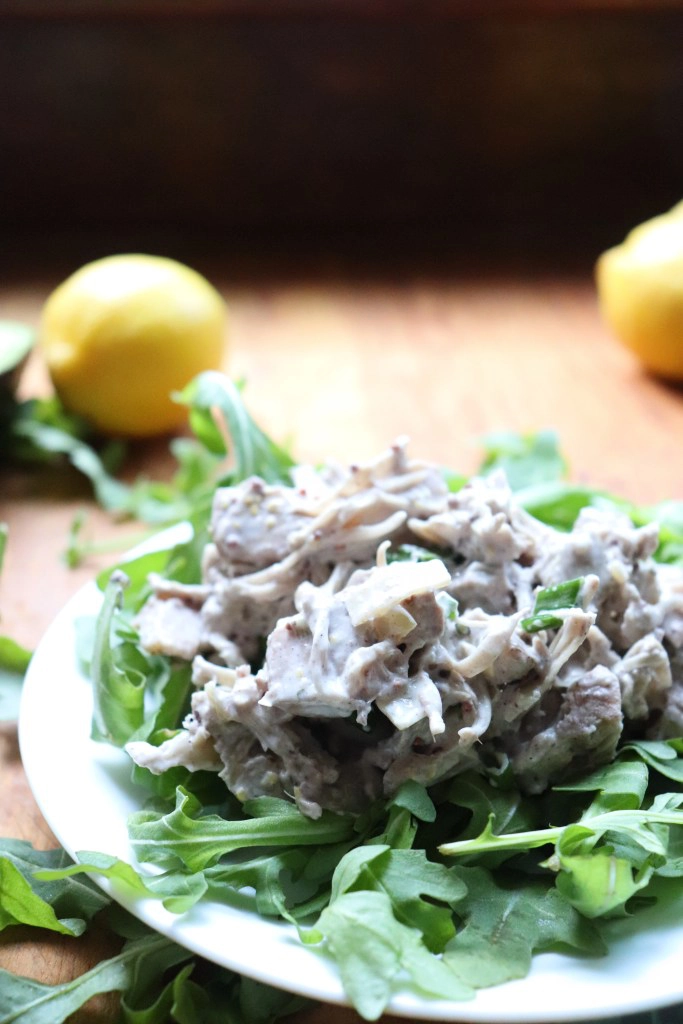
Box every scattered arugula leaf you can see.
[0,524,32,720]
[1,373,294,577]
[0,635,31,722]
[129,789,356,873]
[478,428,567,491]
[7,399,130,510]
[90,571,146,745]
[440,803,683,862]
[0,841,109,937]
[389,778,438,823]
[0,931,192,1024]
[0,637,33,676]
[443,865,605,988]
[329,845,467,953]
[620,738,683,786]
[64,510,156,571]
[0,666,24,722]
[386,543,447,564]
[303,889,473,1020]
[174,372,295,484]
[440,753,683,923]
[35,849,208,916]
[205,847,321,919]
[0,838,309,1024]
[442,771,541,848]
[0,319,34,382]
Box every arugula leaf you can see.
[0,933,192,1024]
[330,845,467,953]
[302,890,473,1020]
[0,839,309,1024]
[389,782,438,823]
[478,429,567,491]
[512,481,615,531]
[442,469,468,493]
[0,860,84,936]
[9,409,130,512]
[36,849,208,916]
[206,848,320,918]
[120,962,199,1024]
[0,666,24,722]
[96,547,178,610]
[443,865,605,988]
[174,373,295,484]
[119,959,309,1024]
[3,374,294,558]
[504,461,683,567]
[389,779,437,823]
[632,499,683,566]
[440,756,683,921]
[89,565,191,749]
[129,789,355,872]
[554,846,655,919]
[386,544,448,564]
[0,636,32,676]
[126,664,193,747]
[0,840,110,936]
[2,395,217,534]
[63,511,155,571]
[90,571,146,745]
[0,524,32,720]
[554,759,650,813]
[444,771,540,846]
[236,976,309,1024]
[0,320,34,379]
[620,739,683,785]
[115,437,222,528]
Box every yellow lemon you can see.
[596,201,683,380]
[41,254,227,437]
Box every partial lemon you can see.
[596,202,683,380]
[41,254,227,436]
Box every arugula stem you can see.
[439,824,564,856]
[439,808,683,857]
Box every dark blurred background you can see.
[2,0,683,268]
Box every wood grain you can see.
[2,255,683,1020]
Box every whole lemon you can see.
[596,202,683,380]
[41,254,227,436]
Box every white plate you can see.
[18,546,683,1022]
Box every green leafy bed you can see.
[5,373,683,1024]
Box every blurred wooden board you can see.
[1,8,682,243]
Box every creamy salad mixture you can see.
[127,441,683,820]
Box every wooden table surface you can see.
[2,239,683,1022]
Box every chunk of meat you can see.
[136,595,203,661]
[505,665,623,793]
